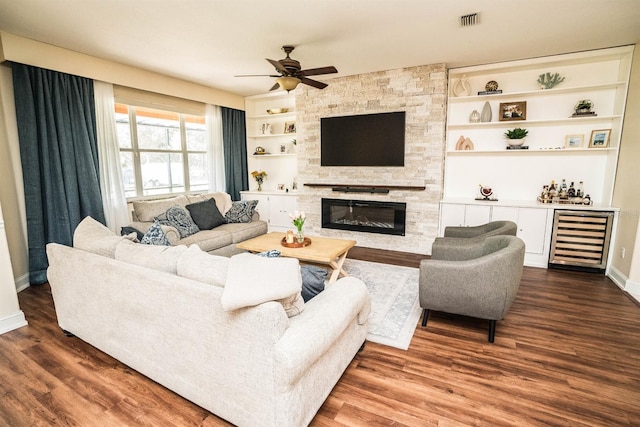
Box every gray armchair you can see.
[419,235,525,343]
[432,220,517,260]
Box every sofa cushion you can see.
[178,228,234,252]
[186,198,227,230]
[221,253,303,316]
[225,200,258,223]
[300,266,327,302]
[156,205,200,238]
[176,244,229,287]
[115,240,188,274]
[73,216,137,258]
[140,221,171,246]
[133,195,189,222]
[216,221,268,244]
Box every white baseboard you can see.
[0,310,28,335]
[15,273,29,293]
[607,265,640,303]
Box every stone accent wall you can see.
[295,64,447,254]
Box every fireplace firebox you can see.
[321,198,406,236]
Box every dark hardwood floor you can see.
[2,247,640,426]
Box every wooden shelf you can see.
[304,183,426,191]
[448,115,622,129]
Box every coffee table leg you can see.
[328,250,350,285]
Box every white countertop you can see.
[440,198,619,211]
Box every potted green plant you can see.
[574,99,594,115]
[504,127,528,147]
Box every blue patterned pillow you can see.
[141,221,171,246]
[156,205,200,238]
[224,200,258,223]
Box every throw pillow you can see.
[121,226,145,241]
[73,216,135,258]
[224,200,258,223]
[185,198,226,230]
[300,265,327,302]
[141,221,171,246]
[156,205,200,238]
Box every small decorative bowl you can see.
[266,108,289,115]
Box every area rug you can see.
[342,259,421,350]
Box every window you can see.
[116,103,208,198]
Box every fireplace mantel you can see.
[304,183,426,192]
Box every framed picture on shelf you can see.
[284,121,296,134]
[499,101,527,121]
[564,134,584,149]
[589,129,611,148]
[280,144,287,153]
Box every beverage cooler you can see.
[548,210,614,273]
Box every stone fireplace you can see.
[294,63,447,254]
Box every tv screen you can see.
[321,111,405,166]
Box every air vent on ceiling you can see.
[460,13,479,27]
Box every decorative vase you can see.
[296,228,304,243]
[469,110,481,123]
[257,181,262,191]
[480,101,492,122]
[507,137,526,147]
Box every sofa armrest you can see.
[128,221,181,244]
[274,276,370,386]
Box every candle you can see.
[286,230,294,244]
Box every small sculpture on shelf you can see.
[573,100,596,117]
[476,184,498,201]
[537,72,565,89]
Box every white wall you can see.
[0,201,27,334]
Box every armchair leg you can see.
[488,320,496,343]
[421,309,430,327]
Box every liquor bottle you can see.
[549,180,557,198]
[561,179,567,191]
[568,182,576,197]
[577,181,584,198]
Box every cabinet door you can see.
[268,195,298,228]
[464,205,491,226]
[492,206,548,254]
[439,204,465,235]
[516,208,548,254]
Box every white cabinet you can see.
[240,191,298,232]
[244,92,298,193]
[444,46,633,205]
[439,201,555,268]
[439,203,491,235]
[491,206,550,255]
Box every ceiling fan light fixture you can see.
[276,76,301,91]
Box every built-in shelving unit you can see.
[444,46,634,205]
[245,91,298,192]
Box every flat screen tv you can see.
[321,111,405,166]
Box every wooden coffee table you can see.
[236,232,356,285]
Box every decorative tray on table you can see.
[281,237,312,248]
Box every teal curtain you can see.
[221,107,248,201]
[13,64,105,285]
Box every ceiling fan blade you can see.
[235,74,281,77]
[269,82,281,91]
[300,66,338,76]
[300,77,328,90]
[266,58,288,74]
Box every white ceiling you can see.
[0,0,639,97]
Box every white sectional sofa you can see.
[46,217,371,427]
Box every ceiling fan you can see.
[236,45,338,92]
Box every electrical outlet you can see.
[621,247,626,259]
